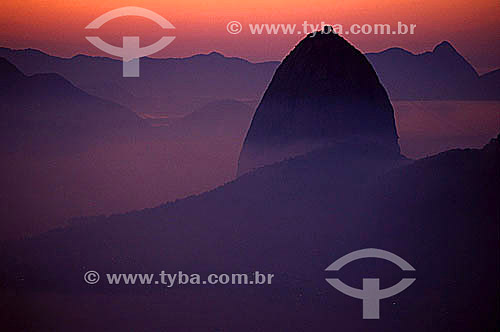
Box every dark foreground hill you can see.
[1,133,498,331]
[0,78,254,240]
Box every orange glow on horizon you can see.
[0,0,499,73]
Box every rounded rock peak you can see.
[237,32,400,175]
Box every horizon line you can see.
[1,42,499,74]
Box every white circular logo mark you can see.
[325,248,416,319]
[84,270,100,284]
[226,21,243,35]
[85,7,176,77]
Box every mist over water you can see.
[394,101,500,158]
[1,100,497,241]
[1,0,499,328]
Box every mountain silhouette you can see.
[238,30,400,175]
[1,133,497,331]
[0,57,147,155]
[166,99,254,138]
[1,35,498,328]
[0,57,25,83]
[476,68,500,99]
[366,41,500,100]
[0,48,279,116]
[0,62,259,240]
[1,42,498,117]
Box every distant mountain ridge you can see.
[0,57,148,155]
[0,47,279,116]
[1,42,498,117]
[366,41,499,100]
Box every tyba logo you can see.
[85,7,175,77]
[325,248,416,319]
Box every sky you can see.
[0,0,499,73]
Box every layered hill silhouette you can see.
[0,57,148,155]
[366,41,500,100]
[1,41,498,118]
[163,99,254,138]
[0,61,255,239]
[2,134,498,331]
[0,48,279,116]
[476,68,500,99]
[1,29,498,330]
[238,31,400,175]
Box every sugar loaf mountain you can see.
[1,31,498,331]
[238,29,400,175]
